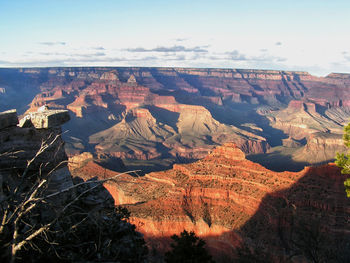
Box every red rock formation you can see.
[268,99,342,140]
[2,67,350,171]
[100,70,119,81]
[293,132,347,164]
[70,143,350,261]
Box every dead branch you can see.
[4,169,140,262]
[21,133,61,179]
[0,129,143,262]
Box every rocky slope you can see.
[1,67,350,171]
[70,143,350,262]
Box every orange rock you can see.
[71,143,350,261]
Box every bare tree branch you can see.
[0,128,146,263]
[21,132,63,179]
[11,222,52,262]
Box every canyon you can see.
[1,67,349,172]
[69,143,350,262]
[1,66,350,261]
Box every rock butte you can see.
[69,143,350,261]
[0,65,349,260]
[1,67,349,171]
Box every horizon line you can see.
[1,65,347,78]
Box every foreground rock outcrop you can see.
[0,108,148,262]
[0,108,72,197]
[72,143,350,262]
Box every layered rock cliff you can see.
[71,143,350,261]
[267,100,344,139]
[1,67,350,171]
[293,132,347,164]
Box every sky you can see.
[1,0,350,76]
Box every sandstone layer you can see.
[1,67,350,171]
[70,143,350,261]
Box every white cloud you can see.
[38,41,66,46]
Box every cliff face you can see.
[71,143,350,261]
[1,67,350,171]
[264,99,348,166]
[14,68,272,169]
[0,107,72,202]
[267,100,344,139]
[6,67,349,110]
[293,132,347,164]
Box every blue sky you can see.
[1,0,350,76]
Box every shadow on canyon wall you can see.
[246,150,309,172]
[0,69,43,114]
[146,164,350,262]
[237,164,350,262]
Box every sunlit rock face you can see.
[70,143,350,262]
[1,67,350,171]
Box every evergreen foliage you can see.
[164,230,214,263]
[335,122,350,197]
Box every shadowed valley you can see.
[1,67,349,173]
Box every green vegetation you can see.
[164,230,214,263]
[335,122,350,196]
